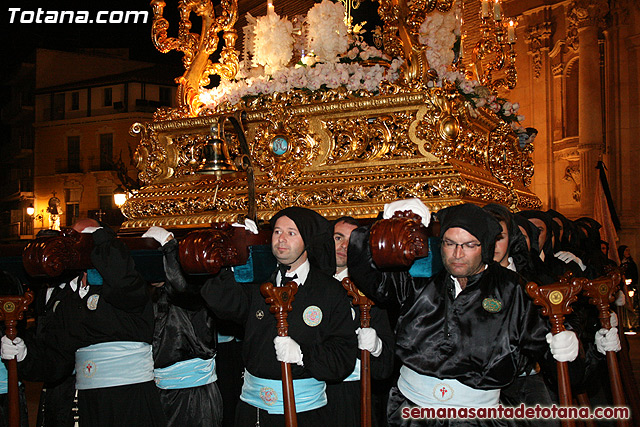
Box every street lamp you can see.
[113,184,127,208]
[28,206,45,229]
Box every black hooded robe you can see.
[200,265,357,427]
[153,238,223,427]
[347,208,550,426]
[18,228,167,427]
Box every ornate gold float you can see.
[122,0,540,230]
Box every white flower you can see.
[253,11,294,74]
[307,0,349,63]
[459,80,475,94]
[417,8,457,82]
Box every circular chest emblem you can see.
[3,302,15,313]
[482,298,502,313]
[260,386,278,406]
[256,310,264,320]
[549,290,564,305]
[433,383,454,402]
[271,135,289,156]
[598,284,609,296]
[82,361,97,378]
[86,294,100,311]
[303,306,323,327]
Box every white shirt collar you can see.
[334,268,349,281]
[450,264,488,298]
[277,260,310,286]
[61,275,89,299]
[507,256,517,272]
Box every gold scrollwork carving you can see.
[326,113,418,164]
[124,89,540,228]
[411,86,483,164]
[251,99,319,186]
[150,0,239,118]
[376,0,454,86]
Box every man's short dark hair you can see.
[333,216,359,228]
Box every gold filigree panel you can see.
[325,113,419,164]
[411,87,485,165]
[125,90,540,228]
[250,100,319,186]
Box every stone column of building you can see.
[575,0,609,215]
[523,12,553,206]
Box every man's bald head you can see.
[72,218,100,233]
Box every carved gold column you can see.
[574,0,608,213]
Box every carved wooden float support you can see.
[369,215,430,269]
[22,225,271,279]
[526,274,585,427]
[582,271,629,427]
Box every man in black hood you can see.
[348,203,579,426]
[200,207,357,427]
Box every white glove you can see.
[595,328,621,354]
[1,336,27,362]
[554,251,586,271]
[81,226,102,234]
[610,311,618,328]
[383,198,431,227]
[546,331,579,362]
[142,226,174,245]
[357,327,383,357]
[274,336,303,366]
[231,218,259,234]
[615,290,626,307]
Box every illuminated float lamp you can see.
[113,184,128,208]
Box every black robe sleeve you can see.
[91,227,149,313]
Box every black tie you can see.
[281,274,298,286]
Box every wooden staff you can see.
[0,291,34,427]
[582,271,629,427]
[527,275,584,427]
[342,277,374,427]
[261,281,299,427]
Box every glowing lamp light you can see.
[113,185,128,208]
[27,204,35,216]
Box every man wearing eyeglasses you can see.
[348,202,579,426]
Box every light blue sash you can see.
[154,357,217,390]
[344,358,361,382]
[0,361,6,394]
[398,365,500,408]
[240,369,327,414]
[75,341,154,390]
[217,333,235,344]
